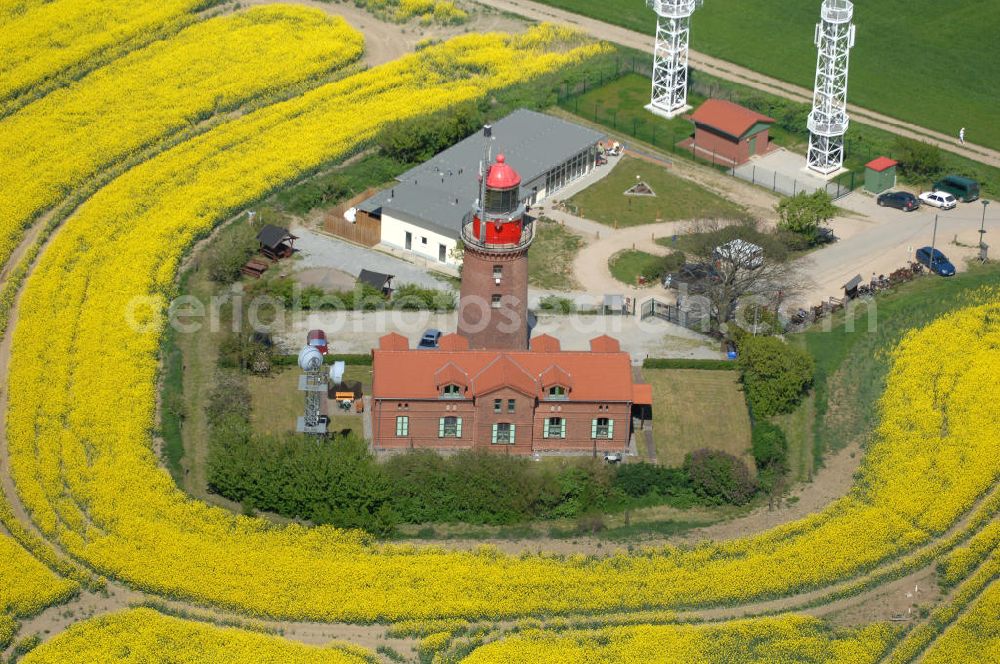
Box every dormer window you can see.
[441,384,462,398]
[547,385,567,400]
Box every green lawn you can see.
[248,366,370,438]
[560,73,701,153]
[643,368,754,470]
[538,0,1000,152]
[528,217,584,290]
[608,249,665,286]
[567,155,746,227]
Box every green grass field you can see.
[248,366,370,438]
[528,217,584,290]
[643,368,754,470]
[567,155,745,226]
[609,249,664,286]
[538,0,1000,152]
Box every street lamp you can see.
[980,199,990,248]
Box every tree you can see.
[776,190,836,245]
[894,137,944,180]
[683,449,756,505]
[751,420,788,472]
[737,336,814,417]
[682,220,803,332]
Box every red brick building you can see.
[682,99,775,166]
[369,146,650,455]
[372,333,647,455]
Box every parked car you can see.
[918,191,957,210]
[417,329,442,349]
[933,174,980,203]
[915,247,956,276]
[663,262,718,292]
[306,329,327,355]
[877,191,920,211]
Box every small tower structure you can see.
[807,0,856,175]
[458,126,533,350]
[646,0,703,119]
[296,345,328,436]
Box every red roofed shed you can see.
[685,99,775,166]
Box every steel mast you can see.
[807,0,856,175]
[646,0,703,119]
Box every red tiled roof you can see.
[530,334,561,352]
[589,335,621,353]
[538,364,573,391]
[438,333,469,351]
[632,383,653,406]
[434,361,469,390]
[471,355,538,397]
[866,156,898,172]
[690,99,775,139]
[378,332,408,351]
[372,348,636,402]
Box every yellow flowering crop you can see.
[5,13,1000,633]
[460,616,897,664]
[0,614,16,648]
[922,578,1000,664]
[0,0,211,108]
[19,608,374,663]
[0,532,77,617]
[0,5,364,271]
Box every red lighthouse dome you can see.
[485,154,521,189]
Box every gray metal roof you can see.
[359,109,604,237]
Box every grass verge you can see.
[528,217,584,290]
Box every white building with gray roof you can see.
[356,109,604,266]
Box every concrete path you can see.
[290,226,453,291]
[474,0,1000,169]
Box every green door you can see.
[748,135,757,156]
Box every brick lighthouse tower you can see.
[458,127,533,350]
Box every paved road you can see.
[475,0,1000,168]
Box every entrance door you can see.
[404,231,412,250]
[748,135,757,156]
[439,244,447,262]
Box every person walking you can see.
[959,127,966,145]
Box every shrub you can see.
[642,358,736,370]
[737,336,814,417]
[776,191,836,246]
[751,421,788,472]
[392,283,455,311]
[203,219,259,283]
[683,449,756,505]
[894,137,944,180]
[613,463,696,502]
[538,295,576,314]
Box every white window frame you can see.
[396,416,409,437]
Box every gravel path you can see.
[290,226,452,291]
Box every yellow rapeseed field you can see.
[0,0,214,108]
[3,6,1000,661]
[461,616,897,663]
[20,608,375,663]
[921,579,1000,664]
[0,533,77,617]
[0,5,364,271]
[5,18,1000,622]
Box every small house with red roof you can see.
[682,99,776,166]
[864,157,898,194]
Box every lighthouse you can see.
[457,127,533,350]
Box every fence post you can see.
[652,126,656,146]
[773,171,777,190]
[752,165,756,185]
[793,181,797,196]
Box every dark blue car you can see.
[915,247,956,277]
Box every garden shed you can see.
[864,157,898,194]
[256,224,297,260]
